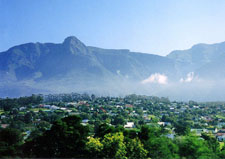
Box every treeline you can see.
[44,93,92,102]
[0,95,43,111]
[44,93,170,103]
[1,115,225,158]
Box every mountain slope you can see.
[0,36,176,97]
[89,47,175,80]
[0,36,108,81]
[167,41,225,78]
[2,36,225,100]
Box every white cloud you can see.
[142,73,168,85]
[180,72,195,83]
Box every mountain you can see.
[0,36,105,81]
[0,36,175,97]
[2,36,225,100]
[167,42,225,78]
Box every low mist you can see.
[1,71,225,102]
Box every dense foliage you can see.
[0,93,225,158]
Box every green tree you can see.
[219,149,225,159]
[94,123,115,138]
[23,115,89,158]
[146,136,179,159]
[102,132,127,159]
[24,112,33,124]
[112,115,126,126]
[86,137,103,158]
[0,128,23,157]
[139,125,161,142]
[126,138,148,159]
[201,132,220,157]
[174,120,191,136]
[176,135,214,159]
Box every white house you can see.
[124,122,135,128]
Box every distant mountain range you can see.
[1,36,225,100]
[167,42,225,79]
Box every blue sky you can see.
[1,0,225,56]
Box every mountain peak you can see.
[62,36,88,55]
[63,36,80,43]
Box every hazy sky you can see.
[1,0,225,56]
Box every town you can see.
[1,93,225,158]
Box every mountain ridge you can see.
[0,36,175,97]
[1,36,225,100]
[167,40,225,77]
